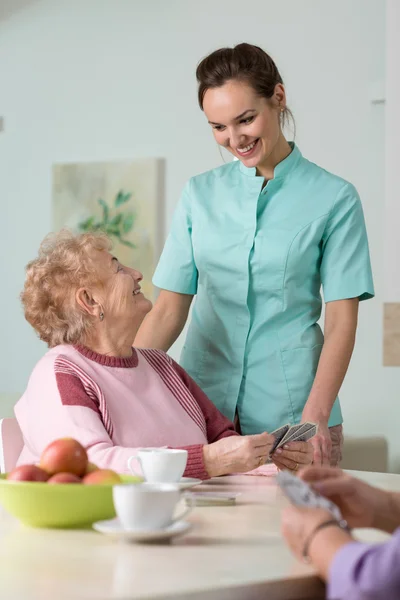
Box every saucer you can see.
[173,477,202,490]
[140,477,202,490]
[93,518,192,543]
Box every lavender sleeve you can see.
[328,527,400,600]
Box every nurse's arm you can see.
[302,298,359,463]
[134,289,193,351]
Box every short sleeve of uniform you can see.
[153,180,198,295]
[321,183,374,303]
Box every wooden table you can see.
[0,469,398,600]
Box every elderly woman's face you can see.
[96,251,152,323]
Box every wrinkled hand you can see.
[308,421,331,466]
[300,467,388,529]
[203,433,273,477]
[281,505,333,560]
[271,441,313,472]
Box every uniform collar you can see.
[239,141,302,179]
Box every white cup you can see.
[127,448,188,483]
[113,483,194,531]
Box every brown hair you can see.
[21,230,112,348]
[196,43,294,130]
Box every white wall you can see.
[1,1,396,468]
[384,0,400,301]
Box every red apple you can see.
[40,438,88,477]
[7,464,49,482]
[47,472,82,484]
[83,469,121,485]
[85,462,99,474]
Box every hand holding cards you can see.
[269,422,318,456]
[276,470,344,521]
[278,471,351,563]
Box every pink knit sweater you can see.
[15,345,242,479]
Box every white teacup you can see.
[127,448,188,483]
[113,483,194,531]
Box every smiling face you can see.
[203,79,285,170]
[103,252,152,322]
[87,250,152,336]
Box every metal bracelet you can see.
[302,518,350,563]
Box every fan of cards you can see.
[269,421,318,456]
[276,470,344,521]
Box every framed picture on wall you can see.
[52,158,165,301]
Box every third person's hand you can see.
[299,467,393,530]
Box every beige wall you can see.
[383,1,400,367]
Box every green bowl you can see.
[0,474,142,529]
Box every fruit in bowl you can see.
[86,461,99,474]
[40,438,88,477]
[83,469,122,485]
[7,464,49,482]
[48,473,81,484]
[0,438,142,528]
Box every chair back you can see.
[0,418,24,473]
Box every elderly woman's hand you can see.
[271,440,313,472]
[203,433,273,477]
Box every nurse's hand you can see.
[308,421,331,466]
[271,441,313,472]
[203,433,273,477]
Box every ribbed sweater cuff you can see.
[179,444,210,480]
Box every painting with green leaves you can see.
[52,159,164,300]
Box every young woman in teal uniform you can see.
[135,43,374,467]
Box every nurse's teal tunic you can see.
[153,144,374,435]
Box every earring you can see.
[99,312,104,321]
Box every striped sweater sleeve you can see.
[169,358,239,480]
[170,358,239,442]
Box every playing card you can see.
[276,470,343,521]
[289,424,317,443]
[285,423,318,444]
[269,424,290,454]
[185,492,241,507]
[277,423,305,448]
[277,422,317,448]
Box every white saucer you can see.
[93,518,192,543]
[174,477,203,490]
[140,477,202,490]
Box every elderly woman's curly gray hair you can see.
[21,230,112,347]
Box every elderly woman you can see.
[15,230,313,479]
